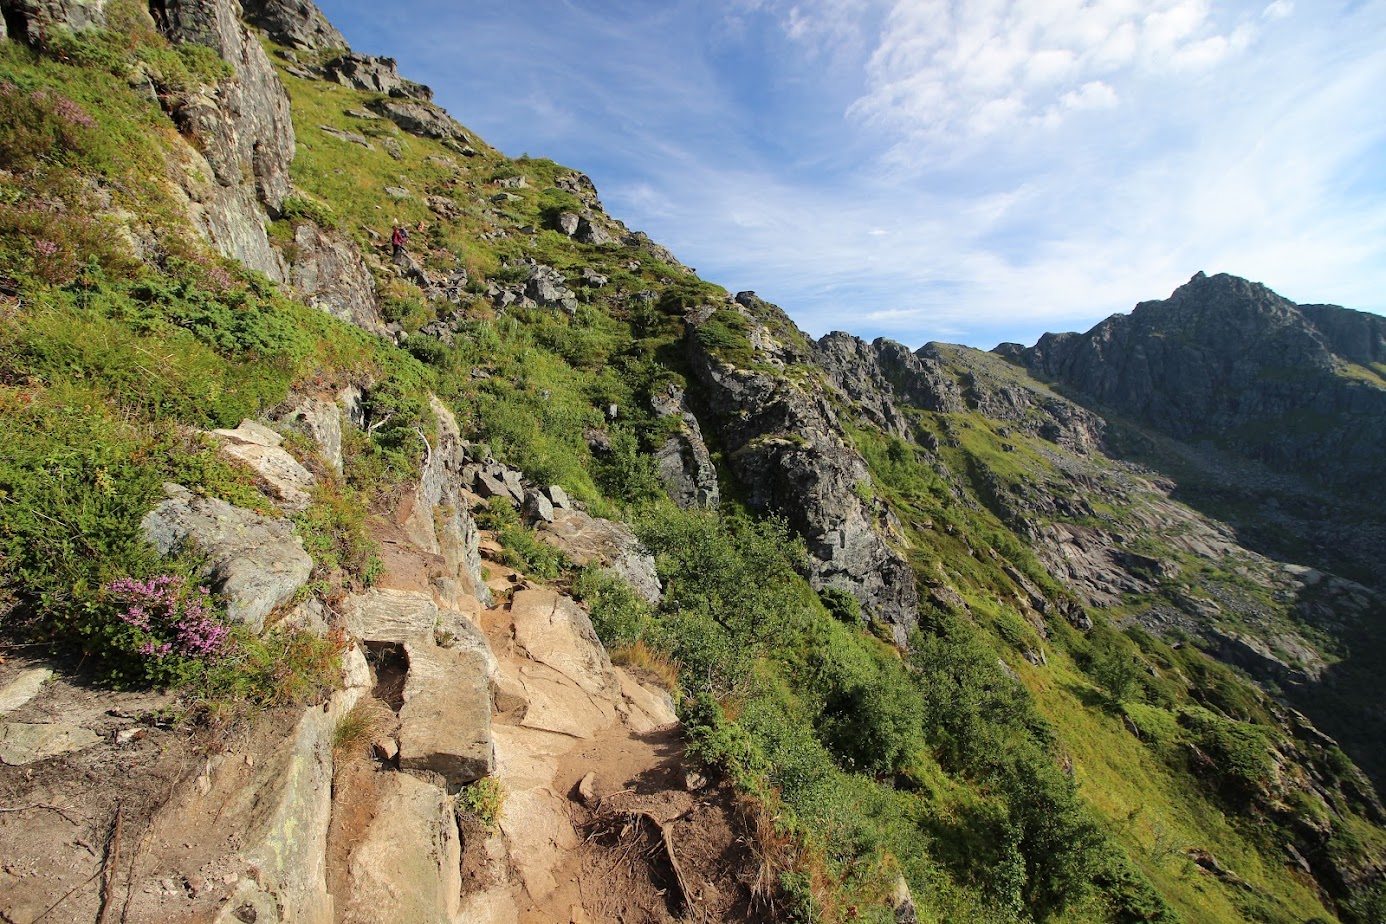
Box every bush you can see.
[457,777,506,832]
[572,564,651,647]
[498,526,569,580]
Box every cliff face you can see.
[684,293,920,641]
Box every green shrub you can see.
[572,564,651,647]
[1179,707,1275,803]
[694,309,754,365]
[498,526,569,580]
[279,193,337,229]
[456,776,506,832]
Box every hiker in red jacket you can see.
[391,223,409,261]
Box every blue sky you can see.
[314,0,1386,349]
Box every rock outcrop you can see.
[651,385,719,508]
[239,0,344,51]
[206,419,315,512]
[158,0,297,280]
[140,483,313,630]
[685,295,919,639]
[287,222,387,335]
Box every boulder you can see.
[207,419,315,512]
[277,395,345,473]
[0,722,100,765]
[319,125,371,147]
[324,52,431,100]
[338,773,461,923]
[523,263,578,314]
[523,489,555,524]
[398,642,495,784]
[0,668,52,715]
[574,213,611,245]
[140,484,312,631]
[367,97,467,142]
[535,509,662,604]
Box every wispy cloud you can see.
[316,0,1386,350]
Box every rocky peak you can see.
[1005,272,1386,499]
[239,0,345,51]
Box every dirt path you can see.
[464,551,757,923]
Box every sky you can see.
[314,0,1386,350]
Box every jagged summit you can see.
[996,271,1386,499]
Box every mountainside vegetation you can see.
[0,2,1383,922]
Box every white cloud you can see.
[1058,80,1118,111]
[844,0,1252,152]
[1262,0,1293,21]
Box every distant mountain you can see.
[998,271,1386,505]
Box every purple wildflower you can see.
[107,574,231,660]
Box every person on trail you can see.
[391,222,409,261]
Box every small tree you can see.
[1091,648,1143,706]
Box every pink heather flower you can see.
[107,574,230,660]
[52,96,96,129]
[35,240,59,257]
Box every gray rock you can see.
[556,211,580,236]
[213,683,364,924]
[383,185,411,199]
[651,386,719,508]
[685,300,919,635]
[207,420,315,512]
[892,876,919,924]
[368,97,467,142]
[276,396,344,473]
[536,508,662,604]
[523,264,578,314]
[0,0,106,42]
[240,0,345,51]
[0,668,52,716]
[574,212,611,245]
[474,471,515,503]
[161,0,296,278]
[319,125,372,148]
[555,171,604,209]
[0,722,100,765]
[140,484,313,631]
[623,230,684,269]
[398,643,495,785]
[324,52,431,100]
[523,489,555,524]
[545,485,571,509]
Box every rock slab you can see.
[140,484,313,631]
